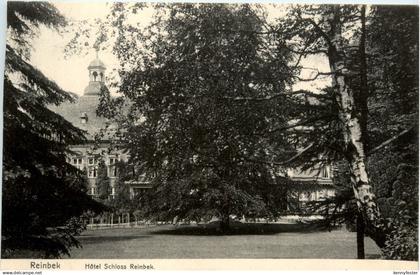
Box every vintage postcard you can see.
[1,0,418,272]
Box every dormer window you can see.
[81,112,88,124]
[321,165,331,179]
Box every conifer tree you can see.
[2,1,105,258]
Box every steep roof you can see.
[49,95,110,140]
[88,58,105,69]
[84,81,105,96]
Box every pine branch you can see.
[246,142,315,167]
[295,12,333,48]
[224,90,329,102]
[267,115,329,134]
[367,127,414,157]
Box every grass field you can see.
[67,223,382,259]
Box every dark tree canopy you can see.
[96,159,111,201]
[2,1,105,258]
[100,4,300,229]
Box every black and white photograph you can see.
[1,0,418,266]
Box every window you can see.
[321,165,331,179]
[108,157,118,178]
[71,157,83,170]
[88,157,96,165]
[88,157,97,178]
[90,187,96,195]
[71,157,82,165]
[318,190,326,201]
[92,71,98,81]
[80,112,88,124]
[88,166,97,178]
[109,157,117,165]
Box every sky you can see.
[30,2,117,96]
[29,2,331,97]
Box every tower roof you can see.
[88,58,106,69]
[88,50,106,69]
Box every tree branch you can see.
[224,90,329,102]
[295,70,334,82]
[296,13,333,48]
[367,127,414,157]
[267,115,329,134]
[246,142,315,166]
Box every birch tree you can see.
[276,5,386,248]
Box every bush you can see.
[382,217,418,261]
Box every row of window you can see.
[70,156,119,178]
[71,157,118,165]
[286,165,331,179]
[89,187,116,196]
[86,166,117,178]
[298,189,335,201]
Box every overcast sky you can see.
[29,2,331,97]
[30,2,116,96]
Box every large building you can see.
[50,54,142,198]
[51,54,335,214]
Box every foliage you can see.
[382,219,418,261]
[2,1,105,258]
[363,5,418,259]
[97,3,300,229]
[109,161,135,213]
[96,159,110,201]
[275,4,418,259]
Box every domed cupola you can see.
[84,50,106,96]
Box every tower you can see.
[84,50,106,96]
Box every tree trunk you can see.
[220,214,230,233]
[358,5,369,144]
[326,7,384,248]
[356,212,365,259]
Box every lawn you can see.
[67,223,382,259]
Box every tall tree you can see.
[96,159,111,201]
[275,4,418,258]
[274,5,385,249]
[99,3,298,231]
[2,2,104,258]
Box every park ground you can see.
[67,222,382,259]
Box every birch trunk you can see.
[326,7,385,248]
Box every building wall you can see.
[68,143,336,208]
[67,144,129,197]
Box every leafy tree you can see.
[96,159,110,201]
[109,161,134,213]
[2,1,105,258]
[99,3,298,231]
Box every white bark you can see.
[326,8,382,232]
